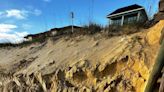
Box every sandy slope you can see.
[0,20,164,92]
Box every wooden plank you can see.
[159,73,164,92]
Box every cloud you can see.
[0,12,3,16]
[0,23,28,43]
[43,0,51,2]
[0,24,17,33]
[0,9,42,20]
[22,24,32,30]
[33,9,42,16]
[15,31,28,38]
[6,9,28,19]
[0,32,28,43]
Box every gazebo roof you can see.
[107,4,144,17]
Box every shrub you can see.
[83,23,103,34]
[104,22,143,37]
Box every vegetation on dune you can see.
[104,22,144,37]
[82,23,103,34]
[0,21,147,48]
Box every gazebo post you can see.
[110,19,113,25]
[121,15,124,26]
[137,11,141,21]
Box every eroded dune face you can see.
[0,20,164,92]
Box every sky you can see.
[0,0,159,43]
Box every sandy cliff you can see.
[0,20,164,92]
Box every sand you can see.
[0,20,164,92]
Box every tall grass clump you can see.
[83,22,103,34]
[104,22,144,37]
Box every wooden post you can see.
[159,72,164,92]
[137,11,141,22]
[71,12,74,33]
[121,15,124,26]
[110,19,113,25]
[144,31,164,92]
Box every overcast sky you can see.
[0,0,159,43]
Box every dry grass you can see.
[82,23,103,34]
[103,22,144,37]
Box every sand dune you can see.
[0,20,164,92]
